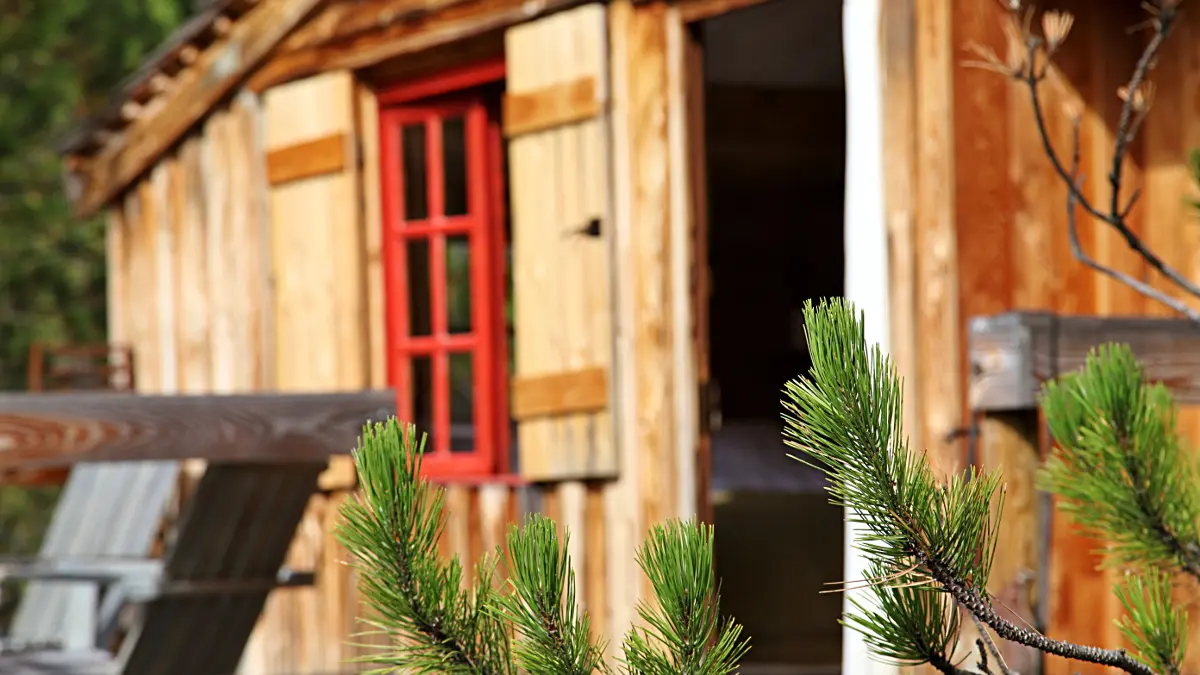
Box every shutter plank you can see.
[506,4,617,481]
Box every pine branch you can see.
[622,519,750,675]
[1039,345,1200,580]
[783,298,1160,675]
[494,514,607,675]
[920,550,1155,675]
[337,419,752,675]
[974,638,995,675]
[1115,568,1187,675]
[841,561,963,672]
[337,419,513,675]
[968,611,1011,675]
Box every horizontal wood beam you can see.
[266,132,349,186]
[969,312,1200,411]
[0,558,313,597]
[72,0,323,217]
[0,391,395,472]
[247,0,585,93]
[0,466,71,486]
[503,76,600,137]
[511,368,608,420]
[676,0,771,24]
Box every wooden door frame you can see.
[667,1,897,673]
[666,11,708,524]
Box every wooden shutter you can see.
[505,4,617,481]
[263,71,367,488]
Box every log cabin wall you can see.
[100,88,549,674]
[889,2,1200,674]
[97,1,694,671]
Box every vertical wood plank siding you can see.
[932,4,1200,674]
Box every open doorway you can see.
[694,1,846,672]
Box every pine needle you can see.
[335,419,513,675]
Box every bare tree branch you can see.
[1059,110,1200,321]
[920,550,1157,675]
[1015,1,1200,318]
[970,612,1012,675]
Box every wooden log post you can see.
[969,311,1200,675]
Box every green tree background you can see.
[0,0,192,628]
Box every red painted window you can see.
[379,63,510,478]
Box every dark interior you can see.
[706,85,846,420]
[700,1,847,671]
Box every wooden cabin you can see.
[48,0,1200,673]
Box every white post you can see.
[841,0,897,674]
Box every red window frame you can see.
[379,59,510,479]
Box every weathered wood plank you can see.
[978,411,1043,674]
[502,76,600,137]
[265,132,349,186]
[0,391,395,470]
[510,368,608,420]
[914,0,961,482]
[969,312,1200,410]
[507,4,617,481]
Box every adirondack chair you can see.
[0,460,324,675]
[4,462,182,653]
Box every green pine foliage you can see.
[1115,568,1187,675]
[781,297,1003,669]
[842,561,960,669]
[495,515,606,675]
[341,299,1199,675]
[337,418,750,675]
[622,520,749,675]
[336,422,513,675]
[1039,344,1200,574]
[782,299,1194,675]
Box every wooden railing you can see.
[6,342,138,485]
[27,342,135,394]
[0,390,395,473]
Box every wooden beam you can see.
[675,0,769,24]
[510,368,608,420]
[247,0,584,93]
[279,0,478,52]
[502,76,600,137]
[73,0,323,218]
[0,391,395,471]
[265,132,349,186]
[969,312,1200,411]
[978,410,1045,674]
[0,467,71,487]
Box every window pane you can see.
[447,234,471,334]
[401,123,428,221]
[406,238,432,337]
[409,355,434,448]
[443,116,468,216]
[449,352,474,453]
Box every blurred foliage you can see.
[0,0,191,630]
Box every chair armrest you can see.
[0,558,162,584]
